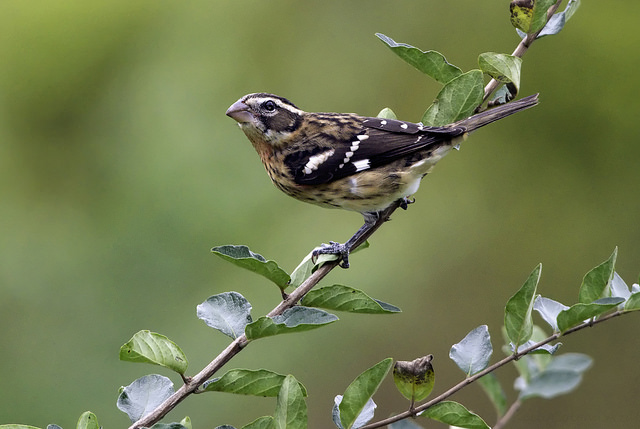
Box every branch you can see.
[129,202,403,428]
[493,399,522,429]
[130,4,568,426]
[482,0,563,102]
[360,309,626,429]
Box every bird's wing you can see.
[285,117,465,185]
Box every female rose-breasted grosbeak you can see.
[226,92,538,267]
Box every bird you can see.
[226,92,539,268]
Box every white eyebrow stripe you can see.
[303,149,335,174]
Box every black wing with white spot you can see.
[287,117,466,186]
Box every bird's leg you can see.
[312,212,380,269]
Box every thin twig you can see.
[129,202,402,428]
[494,399,522,429]
[360,309,626,429]
[482,0,563,103]
[130,4,569,426]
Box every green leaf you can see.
[289,252,315,288]
[149,424,188,429]
[421,70,484,126]
[242,416,274,429]
[180,416,192,429]
[537,0,581,38]
[504,264,541,350]
[76,412,99,429]
[202,369,307,397]
[478,53,522,93]
[119,330,188,375]
[529,0,557,34]
[388,420,423,429]
[339,358,393,429]
[212,245,290,289]
[518,353,592,400]
[393,355,435,403]
[0,426,41,429]
[422,401,490,429]
[197,291,252,339]
[624,291,640,311]
[273,375,307,429]
[117,374,175,423]
[377,107,397,120]
[449,325,492,376]
[578,248,617,303]
[332,396,376,429]
[510,0,535,33]
[376,33,462,84]
[245,307,338,340]
[556,297,624,332]
[478,373,508,417]
[533,296,568,332]
[301,284,401,314]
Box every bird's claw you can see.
[400,197,416,210]
[311,241,350,268]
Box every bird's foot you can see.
[311,241,350,268]
[400,196,416,210]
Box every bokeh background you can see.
[1,1,639,428]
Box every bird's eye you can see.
[262,100,277,112]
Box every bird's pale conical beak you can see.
[226,100,254,123]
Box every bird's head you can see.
[226,93,304,148]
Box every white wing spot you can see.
[303,149,335,174]
[380,120,387,126]
[352,159,370,172]
[400,123,408,129]
[357,134,369,141]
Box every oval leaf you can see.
[556,297,623,332]
[273,375,307,429]
[533,296,568,332]
[624,291,640,311]
[376,33,462,84]
[212,245,290,289]
[202,369,307,397]
[477,373,508,417]
[339,358,393,429]
[478,53,522,92]
[76,412,100,429]
[422,401,490,429]
[393,355,435,402]
[517,354,593,400]
[333,396,376,429]
[450,325,492,376]
[245,307,337,340]
[117,374,175,423]
[377,107,397,120]
[197,292,252,339]
[0,426,42,429]
[421,70,484,126]
[148,424,188,429]
[537,0,581,38]
[505,264,541,350]
[120,330,188,375]
[242,416,274,429]
[301,285,400,314]
[578,248,617,304]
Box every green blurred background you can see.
[1,1,638,427]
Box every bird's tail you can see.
[454,93,539,132]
